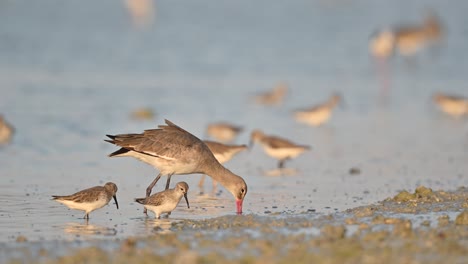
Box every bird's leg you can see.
[146,173,163,197]
[278,159,285,169]
[84,213,89,220]
[198,175,206,188]
[212,180,218,194]
[165,173,173,190]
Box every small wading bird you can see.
[369,12,443,60]
[135,181,190,219]
[52,182,119,219]
[199,140,248,189]
[250,130,311,169]
[206,122,243,143]
[432,92,468,118]
[105,119,247,214]
[0,115,14,145]
[369,12,443,97]
[293,93,342,126]
[253,82,288,106]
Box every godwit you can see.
[199,140,248,189]
[250,130,311,169]
[433,93,468,118]
[293,93,342,126]
[106,119,247,214]
[135,181,190,219]
[253,82,288,106]
[52,182,119,219]
[206,122,243,143]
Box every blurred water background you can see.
[0,0,467,244]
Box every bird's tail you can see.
[134,198,146,204]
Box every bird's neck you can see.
[202,161,236,186]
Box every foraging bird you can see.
[433,92,468,118]
[253,82,288,106]
[369,12,443,60]
[0,115,14,145]
[105,119,248,214]
[293,93,342,126]
[206,122,243,143]
[199,140,248,189]
[250,130,311,169]
[135,181,190,219]
[52,182,119,219]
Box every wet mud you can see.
[4,186,467,264]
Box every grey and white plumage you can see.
[250,130,311,169]
[253,82,288,106]
[199,140,248,188]
[433,92,468,118]
[206,122,243,143]
[105,119,248,214]
[369,12,443,59]
[135,181,190,219]
[0,115,14,145]
[52,182,119,219]
[293,93,342,127]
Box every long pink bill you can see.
[236,199,243,214]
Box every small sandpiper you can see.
[250,130,311,169]
[199,140,248,189]
[253,82,288,106]
[52,182,119,219]
[135,181,190,219]
[206,122,243,143]
[433,92,468,118]
[0,115,14,145]
[369,12,443,60]
[293,93,342,126]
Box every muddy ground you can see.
[5,186,467,264]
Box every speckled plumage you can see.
[250,130,311,169]
[52,182,119,219]
[135,182,190,219]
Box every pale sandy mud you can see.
[4,186,467,264]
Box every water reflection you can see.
[143,218,174,234]
[262,168,299,177]
[63,221,117,236]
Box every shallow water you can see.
[0,0,467,253]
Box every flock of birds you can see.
[1,11,467,220]
[2,82,467,220]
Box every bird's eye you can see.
[241,189,245,194]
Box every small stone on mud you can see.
[421,220,431,226]
[455,211,468,225]
[321,225,346,240]
[438,215,450,227]
[344,218,359,225]
[393,190,416,202]
[392,220,413,237]
[349,167,361,175]
[16,235,27,242]
[415,186,433,197]
[174,250,198,264]
[264,211,271,214]
[353,206,375,218]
